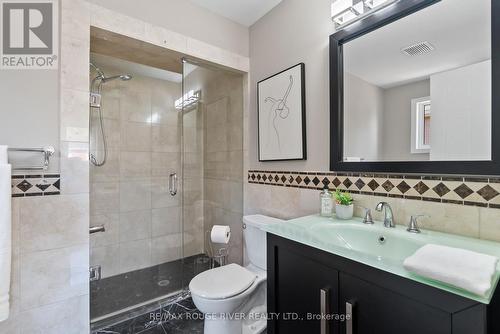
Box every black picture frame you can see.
[257,63,307,162]
[330,0,500,175]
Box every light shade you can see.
[364,0,392,9]
[331,0,353,17]
[332,0,397,29]
[175,90,201,110]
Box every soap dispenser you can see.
[319,187,333,217]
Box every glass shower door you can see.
[89,55,188,327]
[179,58,245,293]
[179,60,210,293]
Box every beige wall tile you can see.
[120,180,152,212]
[60,89,89,142]
[60,141,89,194]
[61,0,90,42]
[119,210,152,242]
[206,126,227,153]
[152,207,181,237]
[60,36,89,91]
[119,151,152,179]
[183,229,205,259]
[152,152,180,177]
[90,213,119,248]
[152,124,180,153]
[20,244,88,310]
[90,149,120,183]
[19,195,88,253]
[120,121,152,152]
[245,183,486,240]
[90,3,146,41]
[0,294,89,334]
[206,98,228,128]
[20,294,89,334]
[479,207,500,242]
[119,239,151,273]
[151,234,182,265]
[90,182,119,215]
[101,119,121,149]
[90,244,120,278]
[120,88,152,123]
[100,94,120,120]
[144,23,188,54]
[151,177,181,209]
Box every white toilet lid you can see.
[189,263,257,300]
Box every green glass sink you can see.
[262,214,500,304]
[309,223,424,263]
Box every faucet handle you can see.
[360,206,374,224]
[407,214,430,233]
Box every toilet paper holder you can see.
[205,230,231,269]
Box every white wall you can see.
[382,79,430,161]
[0,71,60,172]
[344,73,383,161]
[87,0,249,57]
[249,0,334,171]
[430,60,491,160]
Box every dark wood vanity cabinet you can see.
[267,234,500,334]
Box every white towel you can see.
[0,146,7,165]
[404,244,499,297]
[0,163,11,322]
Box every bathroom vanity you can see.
[265,216,500,334]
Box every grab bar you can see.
[89,226,105,234]
[8,146,55,171]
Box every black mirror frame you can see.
[330,0,500,175]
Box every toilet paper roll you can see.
[0,146,7,165]
[211,225,231,244]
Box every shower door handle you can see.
[169,172,178,196]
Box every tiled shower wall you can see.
[184,66,245,264]
[89,62,205,278]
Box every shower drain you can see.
[157,279,171,287]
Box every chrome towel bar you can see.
[8,146,55,171]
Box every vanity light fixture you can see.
[331,0,398,29]
[175,90,201,110]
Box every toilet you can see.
[189,214,282,334]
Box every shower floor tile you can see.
[91,254,211,320]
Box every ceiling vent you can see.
[401,41,435,56]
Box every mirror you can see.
[343,0,491,162]
[330,0,500,175]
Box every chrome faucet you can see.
[375,202,395,228]
[407,214,430,233]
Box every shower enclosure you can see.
[88,35,244,332]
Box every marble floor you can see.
[91,254,211,320]
[92,297,204,334]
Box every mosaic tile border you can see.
[248,170,500,209]
[11,174,60,197]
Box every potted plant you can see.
[334,189,354,220]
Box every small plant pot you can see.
[335,203,354,220]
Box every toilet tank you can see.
[243,215,283,270]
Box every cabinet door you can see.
[272,246,339,334]
[339,272,451,334]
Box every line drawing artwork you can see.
[264,75,294,152]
